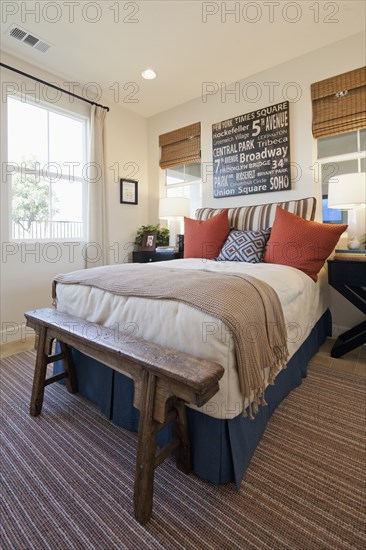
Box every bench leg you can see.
[173,400,192,475]
[60,342,78,394]
[134,370,158,525]
[30,326,48,417]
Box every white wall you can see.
[1,34,364,343]
[147,32,365,332]
[1,53,148,343]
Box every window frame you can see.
[6,93,89,242]
[161,162,202,219]
[316,129,365,224]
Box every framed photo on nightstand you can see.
[120,178,138,205]
[141,230,158,251]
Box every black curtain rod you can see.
[0,62,110,112]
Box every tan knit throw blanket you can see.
[53,264,289,418]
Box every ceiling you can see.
[1,1,365,117]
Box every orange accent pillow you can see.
[263,206,347,281]
[184,209,229,259]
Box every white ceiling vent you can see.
[6,25,51,53]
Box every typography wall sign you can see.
[212,101,291,198]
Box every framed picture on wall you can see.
[120,178,138,205]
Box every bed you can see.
[54,197,332,487]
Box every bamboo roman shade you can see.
[159,122,201,169]
[311,67,366,138]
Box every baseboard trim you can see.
[1,323,35,345]
[331,323,354,339]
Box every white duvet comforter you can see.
[56,259,329,419]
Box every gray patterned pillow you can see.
[216,228,271,263]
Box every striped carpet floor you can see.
[1,350,365,549]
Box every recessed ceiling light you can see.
[141,68,157,80]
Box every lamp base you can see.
[347,237,361,250]
[347,208,366,249]
[168,219,182,248]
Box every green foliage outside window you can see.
[12,156,59,232]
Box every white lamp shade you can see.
[159,197,190,218]
[328,173,366,209]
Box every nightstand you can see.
[327,259,366,358]
[132,251,183,263]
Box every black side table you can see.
[132,251,183,263]
[327,259,366,358]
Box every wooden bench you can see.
[24,308,224,525]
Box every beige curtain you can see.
[86,105,108,268]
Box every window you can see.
[317,129,365,223]
[159,122,202,217]
[165,163,202,217]
[7,96,87,240]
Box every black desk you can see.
[327,259,366,358]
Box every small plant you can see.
[134,224,170,247]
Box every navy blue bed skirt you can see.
[55,309,332,487]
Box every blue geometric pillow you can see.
[216,228,271,263]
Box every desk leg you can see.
[331,320,366,358]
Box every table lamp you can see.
[159,197,190,247]
[327,173,366,249]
